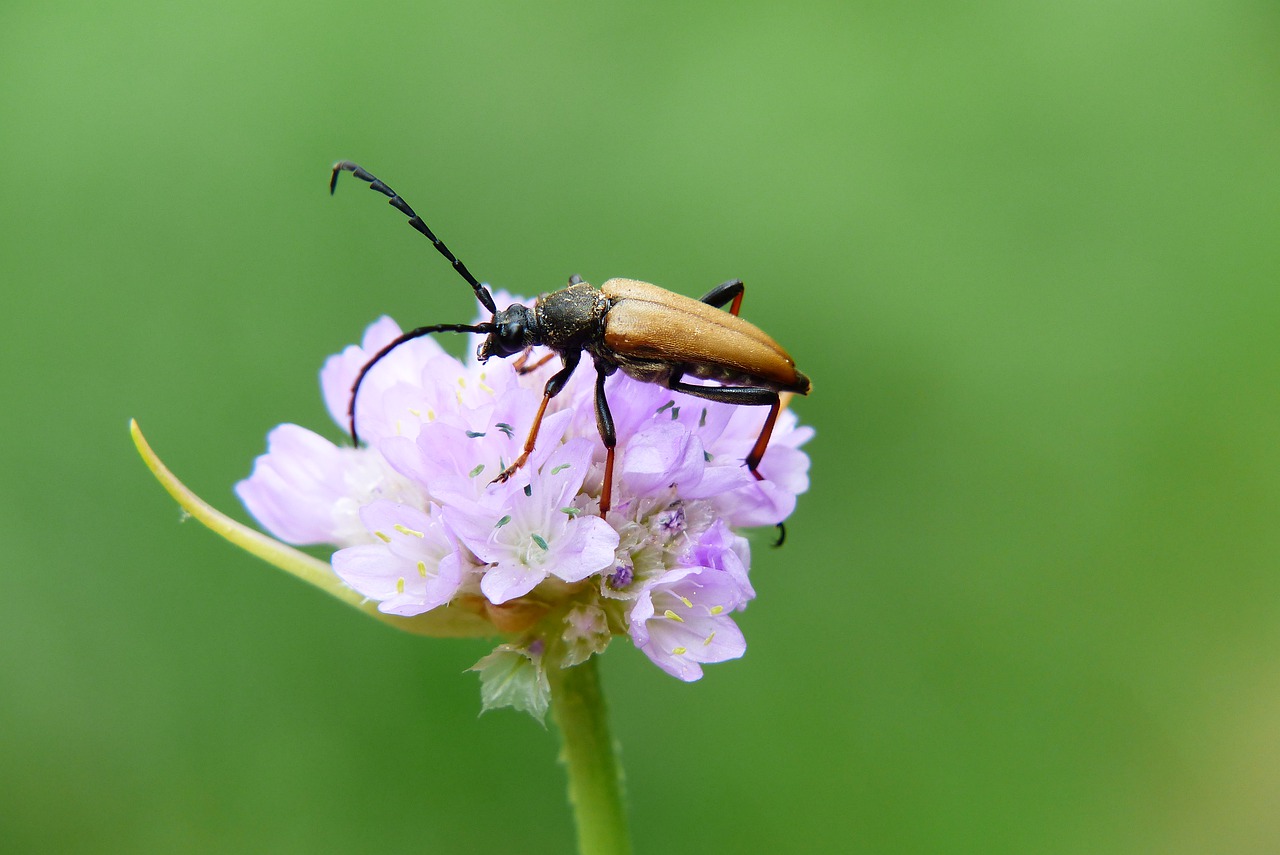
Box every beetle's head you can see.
[477,302,536,361]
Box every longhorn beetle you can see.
[330,161,811,525]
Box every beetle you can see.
[330,160,810,522]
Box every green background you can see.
[4,1,1279,852]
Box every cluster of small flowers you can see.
[236,294,811,707]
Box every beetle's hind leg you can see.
[668,376,787,547]
[700,279,745,316]
[666,377,779,479]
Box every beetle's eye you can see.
[500,318,523,346]
[483,304,531,359]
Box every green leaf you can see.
[129,419,493,639]
[470,644,550,722]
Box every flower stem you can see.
[548,656,631,855]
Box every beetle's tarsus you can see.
[491,455,530,484]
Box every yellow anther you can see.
[396,577,405,594]
[426,408,436,421]
[478,380,494,394]
[709,605,724,615]
[408,407,421,417]
[703,632,716,646]
[663,609,684,622]
[678,595,693,608]
[394,523,425,538]
[457,376,467,388]
[417,560,428,577]
[374,531,391,543]
[672,646,687,655]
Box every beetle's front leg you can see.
[493,351,580,484]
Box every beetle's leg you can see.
[669,376,787,546]
[493,351,580,484]
[592,360,619,515]
[512,348,556,375]
[666,378,779,480]
[700,279,745,316]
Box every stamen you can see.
[495,515,512,528]
[551,463,571,474]
[469,463,485,478]
[657,506,686,533]
[672,646,687,655]
[663,609,684,622]
[417,560,428,577]
[709,605,724,615]
[394,523,425,538]
[530,534,549,551]
[396,577,405,593]
[703,631,716,646]
[678,595,693,608]
[608,563,634,589]
[374,531,391,543]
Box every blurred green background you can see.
[3,1,1279,852]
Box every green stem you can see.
[548,656,631,855]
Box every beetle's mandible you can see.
[330,161,810,520]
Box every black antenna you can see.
[330,161,497,314]
[348,321,493,446]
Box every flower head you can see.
[231,303,812,714]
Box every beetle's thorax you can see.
[534,282,610,354]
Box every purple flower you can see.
[235,423,421,547]
[235,308,812,707]
[444,440,619,604]
[628,521,754,681]
[332,501,466,616]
